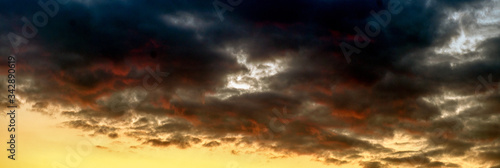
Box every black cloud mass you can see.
[1,0,499,167]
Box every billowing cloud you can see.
[1,0,499,167]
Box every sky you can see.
[1,0,500,168]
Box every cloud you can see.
[2,0,499,167]
[63,120,117,135]
[324,157,348,165]
[144,134,201,149]
[360,161,387,168]
[202,141,221,147]
[108,132,119,139]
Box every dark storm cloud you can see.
[2,0,499,166]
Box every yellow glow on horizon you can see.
[0,103,362,168]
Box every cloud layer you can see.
[1,0,500,167]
